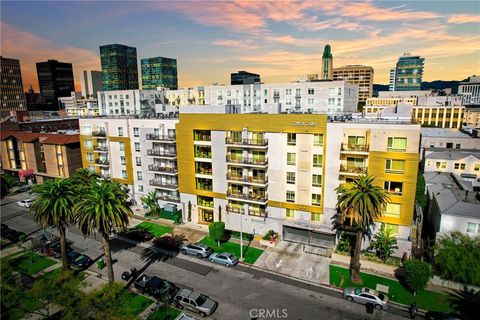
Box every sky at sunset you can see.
[1,0,480,92]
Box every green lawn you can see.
[134,222,173,237]
[147,306,181,320]
[10,252,57,276]
[330,265,454,312]
[199,236,264,264]
[120,291,154,316]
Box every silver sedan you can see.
[343,287,389,310]
[209,252,238,267]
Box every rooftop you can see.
[425,150,480,161]
[421,128,472,138]
[0,131,80,145]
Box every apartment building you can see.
[166,81,358,114]
[420,128,479,159]
[458,75,480,105]
[0,131,82,182]
[79,116,179,205]
[463,107,480,128]
[333,65,374,105]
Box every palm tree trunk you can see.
[350,230,363,282]
[101,232,114,283]
[59,225,70,270]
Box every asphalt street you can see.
[1,192,413,320]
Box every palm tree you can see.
[30,178,76,269]
[141,190,160,217]
[74,180,133,282]
[72,168,99,188]
[334,174,390,282]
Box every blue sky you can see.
[2,0,479,91]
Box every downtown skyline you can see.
[1,0,480,92]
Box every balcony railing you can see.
[248,209,267,217]
[146,134,176,141]
[339,165,367,174]
[226,174,268,184]
[92,131,106,137]
[148,164,178,174]
[225,138,268,146]
[95,159,110,166]
[341,143,369,152]
[197,200,214,208]
[147,149,177,157]
[100,173,111,179]
[226,156,268,165]
[196,184,213,191]
[94,146,108,152]
[226,205,244,214]
[149,179,179,189]
[194,152,212,159]
[156,194,180,203]
[226,191,268,202]
[196,168,212,175]
[194,135,211,142]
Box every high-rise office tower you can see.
[389,54,424,91]
[321,44,333,80]
[230,71,261,85]
[100,44,138,90]
[141,57,178,90]
[333,65,374,105]
[36,59,75,105]
[80,70,103,98]
[1,56,27,111]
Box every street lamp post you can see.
[240,211,243,261]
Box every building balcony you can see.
[226,156,268,166]
[92,131,106,137]
[148,164,178,174]
[147,149,177,158]
[226,205,244,214]
[195,168,212,175]
[226,174,268,185]
[340,143,369,154]
[156,194,180,203]
[225,138,268,147]
[197,200,214,208]
[95,159,110,166]
[339,165,367,175]
[94,146,108,152]
[146,134,176,142]
[226,191,268,204]
[100,173,111,179]
[149,179,179,190]
[248,209,267,218]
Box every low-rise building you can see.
[0,131,82,182]
[59,92,100,117]
[424,150,480,177]
[463,106,480,128]
[420,128,479,159]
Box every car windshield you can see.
[227,254,235,260]
[378,293,385,301]
[354,288,362,295]
[74,255,85,262]
[195,295,207,305]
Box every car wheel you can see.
[346,296,353,302]
[197,253,203,259]
[177,304,184,310]
[375,304,383,310]
[225,263,230,267]
[210,259,215,263]
[199,311,207,317]
[181,249,187,254]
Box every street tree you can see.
[404,259,433,295]
[370,224,398,262]
[209,221,225,246]
[141,190,161,217]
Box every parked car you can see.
[173,288,217,317]
[180,243,213,258]
[134,274,178,301]
[425,312,465,320]
[343,287,389,310]
[68,250,92,269]
[16,199,34,208]
[118,229,153,242]
[208,252,238,267]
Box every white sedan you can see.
[17,199,34,208]
[343,287,389,310]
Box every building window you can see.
[287,153,296,165]
[384,181,403,195]
[308,88,314,95]
[118,127,124,137]
[286,208,295,218]
[313,134,323,146]
[328,98,335,105]
[286,89,292,95]
[313,154,322,167]
[286,191,295,203]
[348,136,366,146]
[120,156,126,165]
[286,172,296,184]
[312,193,321,206]
[454,163,466,170]
[136,157,141,166]
[387,137,407,151]
[121,170,127,179]
[134,142,140,152]
[385,159,405,174]
[435,161,447,169]
[475,164,480,171]
[133,127,139,137]
[287,133,296,145]
[384,203,402,217]
[86,153,94,161]
[137,171,142,180]
[466,222,479,235]
[85,140,93,148]
[312,175,322,187]
[119,142,125,151]
[311,213,321,221]
[308,98,314,105]
[138,184,144,192]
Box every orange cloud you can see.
[447,14,480,24]
[334,1,440,21]
[0,22,100,91]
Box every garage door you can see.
[283,226,335,248]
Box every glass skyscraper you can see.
[141,57,178,90]
[36,59,75,105]
[100,44,138,91]
[389,54,425,91]
[321,44,333,80]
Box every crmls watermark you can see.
[249,308,288,319]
